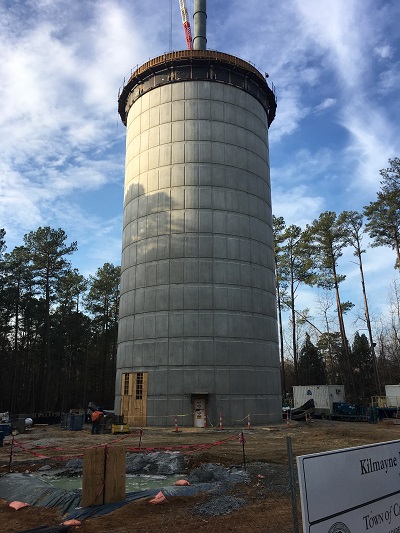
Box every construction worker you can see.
[91,408,104,434]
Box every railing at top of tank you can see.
[118,49,275,98]
[269,80,277,102]
[117,49,277,128]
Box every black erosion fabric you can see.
[0,472,216,521]
[66,483,216,520]
[0,473,81,513]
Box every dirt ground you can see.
[1,417,400,532]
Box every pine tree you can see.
[23,227,77,410]
[364,158,400,269]
[273,215,289,394]
[351,332,374,404]
[303,212,356,399]
[281,224,314,384]
[84,263,120,406]
[338,210,381,394]
[298,333,326,385]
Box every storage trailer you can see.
[291,385,370,421]
[293,385,345,417]
[384,385,400,408]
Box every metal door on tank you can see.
[120,372,148,426]
[193,398,206,427]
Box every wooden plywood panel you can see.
[121,372,148,427]
[121,396,130,417]
[104,446,126,503]
[131,372,148,426]
[82,447,105,507]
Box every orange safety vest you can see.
[91,411,103,422]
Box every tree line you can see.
[0,226,120,414]
[1,158,399,414]
[274,157,400,404]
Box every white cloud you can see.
[0,1,133,254]
[271,148,334,187]
[377,65,400,95]
[1,0,399,327]
[314,98,336,113]
[272,185,325,228]
[293,0,372,89]
[374,45,393,59]
[285,0,400,204]
[342,105,397,197]
[269,90,310,142]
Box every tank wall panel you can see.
[116,80,281,425]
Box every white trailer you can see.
[293,385,345,417]
[384,385,400,407]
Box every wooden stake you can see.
[8,433,15,473]
[239,432,246,471]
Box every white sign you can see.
[297,439,400,532]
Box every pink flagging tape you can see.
[126,434,238,454]
[14,440,84,461]
[13,433,239,460]
[144,413,192,419]
[13,431,136,457]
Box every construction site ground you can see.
[1,418,399,532]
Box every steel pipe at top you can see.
[193,0,207,50]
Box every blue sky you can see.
[1,0,399,337]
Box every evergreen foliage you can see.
[298,333,326,385]
[273,158,400,401]
[351,332,374,404]
[1,158,400,414]
[0,227,119,414]
[364,158,400,269]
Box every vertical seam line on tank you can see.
[167,94,172,387]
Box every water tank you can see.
[115,50,280,426]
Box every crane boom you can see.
[178,0,193,50]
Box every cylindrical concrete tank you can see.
[116,50,280,427]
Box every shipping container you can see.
[293,385,345,417]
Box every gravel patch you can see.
[125,451,187,475]
[191,495,246,516]
[59,452,188,477]
[188,463,248,486]
[64,458,83,475]
[188,464,249,515]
